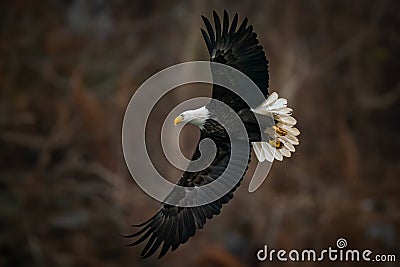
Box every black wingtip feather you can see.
[158,240,171,259]
[122,226,148,238]
[201,15,215,45]
[131,211,160,227]
[126,228,152,247]
[143,238,162,259]
[222,10,229,36]
[140,233,157,257]
[201,28,212,53]
[213,11,221,39]
[238,17,248,33]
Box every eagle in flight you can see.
[125,10,300,258]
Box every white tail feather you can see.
[251,92,300,162]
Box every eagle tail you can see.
[251,92,300,162]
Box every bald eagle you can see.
[125,10,300,258]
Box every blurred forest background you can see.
[1,0,399,266]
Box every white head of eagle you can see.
[174,106,210,129]
[126,10,300,259]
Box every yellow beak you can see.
[174,115,183,126]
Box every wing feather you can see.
[201,10,269,111]
[213,11,221,42]
[125,137,251,258]
[229,13,238,35]
[201,15,215,47]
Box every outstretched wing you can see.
[201,10,269,111]
[125,135,251,259]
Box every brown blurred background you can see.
[1,0,399,266]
